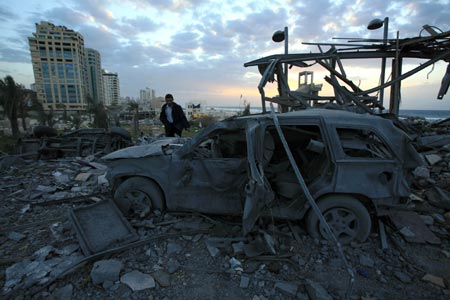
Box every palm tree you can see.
[0,75,20,137]
[127,101,140,135]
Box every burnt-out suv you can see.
[103,109,422,244]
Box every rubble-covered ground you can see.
[1,118,450,300]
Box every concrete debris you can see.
[425,154,443,166]
[90,259,123,285]
[274,281,298,296]
[166,241,183,255]
[424,186,450,210]
[239,275,250,288]
[120,270,155,291]
[151,270,171,287]
[51,284,73,300]
[74,172,92,182]
[305,279,333,300]
[422,274,446,288]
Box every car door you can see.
[168,128,247,214]
[332,126,405,201]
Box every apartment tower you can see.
[86,48,105,105]
[28,21,88,111]
[103,71,120,106]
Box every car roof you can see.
[234,108,393,128]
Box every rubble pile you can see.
[0,119,449,300]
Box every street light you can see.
[272,26,289,84]
[367,17,389,112]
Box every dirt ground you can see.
[1,125,450,299]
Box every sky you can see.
[0,0,449,110]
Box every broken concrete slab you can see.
[90,259,123,285]
[151,270,171,287]
[52,283,73,300]
[425,154,443,166]
[422,274,446,288]
[275,281,298,296]
[166,241,183,255]
[305,279,333,300]
[413,166,430,179]
[239,275,250,288]
[75,172,92,182]
[120,270,155,291]
[424,186,450,210]
[69,200,139,255]
[389,210,441,244]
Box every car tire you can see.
[113,177,165,217]
[306,195,371,244]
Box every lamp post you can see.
[272,26,289,85]
[367,17,389,112]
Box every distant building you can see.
[28,21,88,111]
[86,48,104,105]
[140,87,155,102]
[103,70,120,106]
[186,101,207,120]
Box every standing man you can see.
[159,93,190,137]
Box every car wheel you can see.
[306,195,371,244]
[113,177,164,217]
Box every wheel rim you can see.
[319,207,359,243]
[124,189,152,217]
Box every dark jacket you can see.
[159,102,190,130]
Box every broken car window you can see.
[191,129,246,159]
[336,128,393,159]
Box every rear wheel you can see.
[113,177,164,218]
[306,195,371,244]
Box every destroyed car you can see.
[19,126,132,158]
[103,109,422,244]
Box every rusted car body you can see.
[103,109,422,243]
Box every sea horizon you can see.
[207,106,450,121]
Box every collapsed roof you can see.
[244,24,450,115]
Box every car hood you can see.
[102,137,185,160]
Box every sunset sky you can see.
[0,0,449,109]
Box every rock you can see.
[359,254,375,267]
[52,284,73,300]
[8,231,25,241]
[152,270,171,287]
[394,271,412,283]
[432,213,446,224]
[166,241,183,255]
[167,259,180,274]
[413,166,430,179]
[275,281,298,296]
[424,187,450,210]
[232,242,245,255]
[36,185,57,193]
[75,172,92,182]
[399,227,416,238]
[445,212,450,220]
[425,154,442,166]
[120,270,155,291]
[419,215,434,225]
[90,259,123,285]
[305,279,333,300]
[422,274,446,288]
[240,275,250,288]
[205,242,220,257]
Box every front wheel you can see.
[113,177,165,218]
[306,195,371,244]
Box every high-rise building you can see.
[86,48,104,105]
[103,70,120,106]
[28,21,88,111]
[139,87,155,102]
